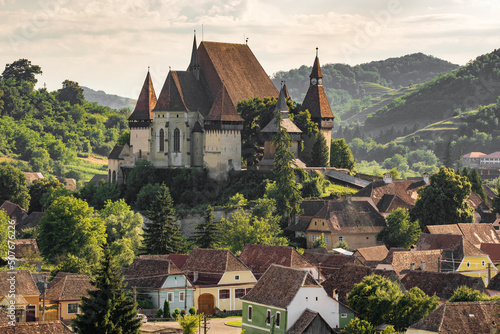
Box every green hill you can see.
[82,86,136,111]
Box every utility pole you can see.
[42,277,48,321]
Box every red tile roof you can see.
[205,84,243,122]
[480,243,500,265]
[354,245,389,266]
[287,309,331,334]
[239,244,315,278]
[0,200,28,222]
[124,257,183,289]
[0,319,73,333]
[128,71,157,121]
[424,224,500,248]
[302,251,355,277]
[408,301,500,333]
[45,272,96,301]
[301,85,334,120]
[13,239,39,258]
[463,152,486,158]
[389,249,444,277]
[183,248,249,274]
[0,270,39,296]
[241,264,321,309]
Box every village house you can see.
[415,233,497,285]
[123,257,194,312]
[302,250,355,277]
[241,264,354,333]
[375,249,444,278]
[182,248,256,315]
[303,199,387,250]
[424,223,500,248]
[406,301,500,334]
[42,272,96,322]
[353,245,389,268]
[0,270,40,322]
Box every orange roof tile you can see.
[128,71,157,121]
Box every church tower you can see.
[300,49,335,165]
[128,70,157,161]
[188,31,200,80]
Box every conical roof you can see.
[302,54,333,120]
[310,55,323,79]
[188,32,199,72]
[128,71,157,121]
[261,85,301,134]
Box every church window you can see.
[159,129,165,152]
[112,171,116,183]
[174,128,180,152]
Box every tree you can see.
[28,178,65,213]
[28,147,53,174]
[335,240,349,251]
[342,318,375,334]
[38,196,106,265]
[0,209,10,259]
[73,248,142,334]
[443,140,454,168]
[163,300,171,319]
[313,234,327,249]
[410,167,474,228]
[0,164,30,210]
[142,184,185,255]
[57,80,85,105]
[177,314,201,334]
[469,169,487,203]
[125,161,157,204]
[448,286,490,302]
[194,205,221,249]
[392,287,439,331]
[2,59,42,85]
[220,209,288,254]
[330,138,356,171]
[377,208,421,248]
[272,112,302,226]
[311,132,329,167]
[493,186,500,215]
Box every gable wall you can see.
[287,287,340,330]
[242,301,287,334]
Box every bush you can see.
[188,307,196,315]
[180,309,187,316]
[156,308,163,318]
[172,308,180,319]
[163,300,171,318]
[137,299,154,309]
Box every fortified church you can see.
[108,34,334,182]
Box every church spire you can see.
[275,82,289,119]
[128,70,157,124]
[310,47,323,86]
[189,30,200,80]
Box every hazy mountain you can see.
[82,86,136,111]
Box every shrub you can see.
[156,308,163,318]
[188,307,196,315]
[172,308,180,319]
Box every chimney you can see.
[383,172,392,184]
[410,263,415,271]
[423,172,430,185]
[193,271,199,283]
[421,261,426,271]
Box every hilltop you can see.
[82,86,136,111]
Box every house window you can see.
[338,236,345,242]
[236,289,246,299]
[341,313,348,318]
[324,235,329,244]
[235,275,240,281]
[167,292,174,303]
[159,128,165,152]
[482,260,486,267]
[248,306,252,321]
[276,312,281,328]
[495,226,499,231]
[179,292,185,302]
[68,303,79,314]
[266,310,271,326]
[219,289,230,299]
[467,261,471,268]
[174,128,180,152]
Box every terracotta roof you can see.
[389,249,444,277]
[309,200,387,234]
[484,151,500,159]
[154,71,211,116]
[321,264,400,304]
[0,319,73,333]
[354,245,389,267]
[301,84,334,120]
[124,257,183,289]
[205,84,243,122]
[45,272,96,301]
[13,239,39,258]
[468,191,490,212]
[408,301,500,333]
[287,309,331,334]
[302,251,355,277]
[416,233,485,263]
[310,55,323,79]
[480,243,500,265]
[487,269,500,290]
[0,309,8,325]
[0,200,28,222]
[424,224,463,235]
[23,172,44,184]
[353,180,426,212]
[401,271,485,300]
[241,264,321,309]
[183,248,249,274]
[197,41,278,107]
[463,152,486,158]
[426,223,500,248]
[129,71,157,121]
[15,212,44,231]
[0,270,39,296]
[239,244,315,278]
[139,254,190,270]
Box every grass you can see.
[226,319,242,327]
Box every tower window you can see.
[174,128,180,152]
[159,129,165,152]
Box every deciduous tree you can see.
[377,208,421,248]
[330,138,356,171]
[0,164,30,210]
[410,167,474,228]
[28,178,65,213]
[2,59,42,84]
[57,80,85,105]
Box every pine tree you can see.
[311,132,329,167]
[143,184,185,254]
[194,205,221,249]
[73,248,141,334]
[469,169,487,203]
[330,138,356,171]
[163,300,171,319]
[272,112,302,226]
[443,141,454,168]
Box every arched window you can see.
[112,171,116,183]
[108,170,111,182]
[159,129,164,152]
[174,128,180,152]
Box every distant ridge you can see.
[82,86,136,110]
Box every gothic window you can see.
[174,128,180,152]
[112,171,116,183]
[159,129,164,152]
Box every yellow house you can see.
[304,199,387,250]
[0,270,40,322]
[43,272,96,322]
[183,248,257,315]
[416,233,498,285]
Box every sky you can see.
[1,0,500,99]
